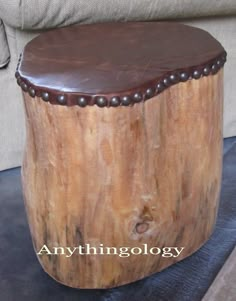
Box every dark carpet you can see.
[0,138,236,301]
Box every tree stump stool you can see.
[15,22,226,289]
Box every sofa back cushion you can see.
[0,0,236,30]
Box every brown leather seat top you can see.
[16,22,226,107]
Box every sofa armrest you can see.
[0,0,236,30]
[0,19,10,68]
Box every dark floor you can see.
[0,138,236,301]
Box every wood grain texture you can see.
[21,70,223,289]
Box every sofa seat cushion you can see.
[0,19,10,67]
[0,0,236,30]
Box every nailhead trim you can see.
[15,51,227,108]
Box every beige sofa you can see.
[0,1,236,171]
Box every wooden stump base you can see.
[21,70,223,288]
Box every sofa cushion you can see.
[0,0,236,30]
[0,19,10,67]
